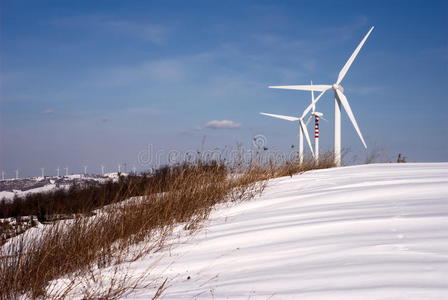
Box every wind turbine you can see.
[307,83,326,164]
[101,165,105,175]
[269,26,374,166]
[56,167,60,177]
[260,91,326,165]
[41,168,45,178]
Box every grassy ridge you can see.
[0,163,223,220]
[0,156,334,299]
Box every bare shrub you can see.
[365,147,388,164]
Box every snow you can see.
[0,173,124,201]
[119,163,448,300]
[0,191,15,200]
[0,184,57,201]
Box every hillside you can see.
[0,173,124,201]
[112,163,448,299]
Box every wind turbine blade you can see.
[260,112,299,122]
[269,85,332,92]
[335,89,367,148]
[336,26,374,85]
[305,115,313,126]
[299,119,315,157]
[301,90,327,118]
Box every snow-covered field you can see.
[115,162,448,300]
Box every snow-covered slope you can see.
[123,163,448,300]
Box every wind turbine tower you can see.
[15,169,19,179]
[308,85,325,164]
[56,167,60,177]
[65,167,69,176]
[1,171,4,180]
[314,114,320,163]
[84,165,88,176]
[101,165,105,175]
[41,168,45,178]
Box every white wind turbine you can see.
[307,83,326,164]
[260,91,326,165]
[269,26,374,166]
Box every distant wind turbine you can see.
[1,171,4,180]
[260,91,326,164]
[41,168,45,178]
[56,167,60,177]
[306,82,327,164]
[15,169,19,179]
[65,167,68,176]
[270,27,374,166]
[84,165,88,176]
[101,165,105,175]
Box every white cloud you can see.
[205,120,241,129]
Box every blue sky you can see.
[1,0,447,177]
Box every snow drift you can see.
[122,163,448,299]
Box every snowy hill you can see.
[119,163,448,299]
[0,173,126,201]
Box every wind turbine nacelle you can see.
[332,84,344,93]
[313,112,324,117]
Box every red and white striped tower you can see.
[314,114,320,164]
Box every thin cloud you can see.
[52,15,169,44]
[100,20,168,44]
[179,126,202,135]
[41,109,55,114]
[205,120,241,129]
[347,86,383,95]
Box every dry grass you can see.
[0,157,333,299]
[269,151,336,178]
